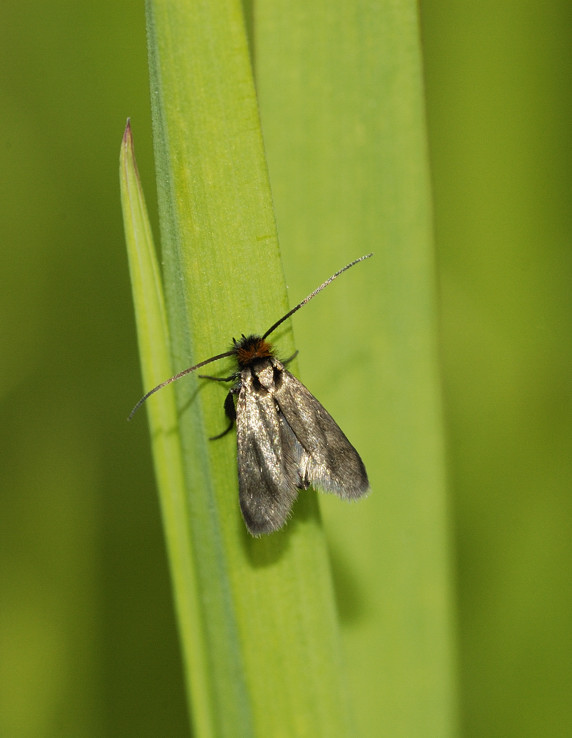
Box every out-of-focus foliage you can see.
[422,3,572,736]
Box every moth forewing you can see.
[236,360,299,535]
[274,366,370,499]
[235,357,369,535]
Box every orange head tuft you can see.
[234,335,274,368]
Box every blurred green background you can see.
[1,2,571,737]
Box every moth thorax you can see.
[252,361,279,391]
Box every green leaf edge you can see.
[120,121,212,735]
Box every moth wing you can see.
[235,371,301,535]
[274,368,369,499]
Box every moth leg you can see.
[198,373,235,382]
[281,350,299,366]
[209,390,237,441]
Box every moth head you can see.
[233,334,274,368]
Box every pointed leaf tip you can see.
[120,119,141,187]
[122,118,133,150]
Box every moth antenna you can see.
[128,349,235,421]
[262,253,373,340]
[129,254,372,420]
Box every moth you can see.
[129,254,371,535]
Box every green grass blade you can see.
[120,121,212,734]
[255,2,458,736]
[123,1,359,735]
